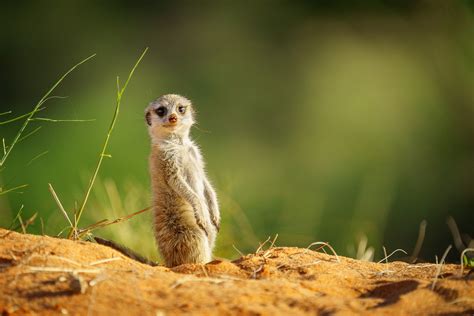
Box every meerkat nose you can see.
[169,114,178,123]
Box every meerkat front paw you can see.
[196,218,212,237]
[193,204,212,236]
[211,217,220,231]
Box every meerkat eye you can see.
[155,106,167,117]
[178,106,186,114]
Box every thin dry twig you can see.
[89,273,109,287]
[251,264,265,279]
[76,206,153,238]
[255,236,271,254]
[262,234,279,258]
[170,276,227,289]
[277,260,322,270]
[232,244,245,258]
[27,254,83,267]
[22,212,38,233]
[200,264,210,278]
[406,264,439,269]
[48,183,73,228]
[89,257,122,266]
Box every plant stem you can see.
[69,48,148,239]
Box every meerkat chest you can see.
[181,145,206,194]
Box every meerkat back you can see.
[145,94,220,267]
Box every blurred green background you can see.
[1,1,473,262]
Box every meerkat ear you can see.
[145,111,152,126]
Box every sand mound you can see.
[0,229,472,315]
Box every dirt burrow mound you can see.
[0,229,472,315]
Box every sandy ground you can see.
[0,228,473,315]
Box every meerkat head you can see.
[145,94,195,140]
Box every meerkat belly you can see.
[153,191,198,229]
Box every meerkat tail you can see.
[94,237,158,266]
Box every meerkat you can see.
[145,94,220,267]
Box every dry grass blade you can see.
[1,205,26,236]
[255,236,271,254]
[27,150,49,166]
[377,248,408,264]
[232,244,244,257]
[0,184,28,196]
[307,242,340,262]
[18,214,26,234]
[23,212,38,232]
[170,277,228,289]
[48,183,74,228]
[431,245,452,290]
[89,257,122,266]
[77,206,153,237]
[262,234,279,258]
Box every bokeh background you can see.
[1,1,473,262]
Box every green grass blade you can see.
[27,150,49,166]
[0,184,29,195]
[30,117,96,123]
[0,54,95,168]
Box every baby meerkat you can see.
[145,94,220,267]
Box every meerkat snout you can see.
[168,113,178,124]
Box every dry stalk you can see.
[431,245,452,290]
[377,248,407,264]
[307,242,340,263]
[27,266,101,274]
[232,244,245,258]
[89,257,122,266]
[170,276,228,289]
[255,236,271,254]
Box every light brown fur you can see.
[146,94,220,267]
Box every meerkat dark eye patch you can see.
[155,106,167,117]
[145,111,152,126]
[178,106,186,114]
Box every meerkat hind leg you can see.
[161,230,211,267]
